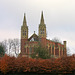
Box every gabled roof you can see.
[28,33,39,41]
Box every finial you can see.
[34,31,35,34]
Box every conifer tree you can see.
[0,45,5,57]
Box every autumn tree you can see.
[0,55,75,74]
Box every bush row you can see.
[0,55,75,74]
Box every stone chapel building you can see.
[20,11,67,58]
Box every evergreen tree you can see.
[31,44,50,59]
[0,45,5,57]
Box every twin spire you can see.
[40,11,45,24]
[23,13,27,26]
[23,11,45,26]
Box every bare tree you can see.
[0,39,20,57]
[8,39,13,55]
[52,37,62,43]
[67,47,71,56]
[12,39,20,57]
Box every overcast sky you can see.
[0,0,75,54]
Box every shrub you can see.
[0,54,75,74]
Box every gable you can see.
[28,34,39,41]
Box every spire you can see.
[40,11,44,24]
[23,13,27,26]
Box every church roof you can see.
[28,33,39,41]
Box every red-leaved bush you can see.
[0,54,75,74]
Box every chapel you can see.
[20,11,67,58]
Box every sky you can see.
[0,0,75,54]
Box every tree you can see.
[31,44,50,59]
[12,39,20,57]
[0,45,5,57]
[8,39,13,55]
[0,39,20,57]
[52,37,62,43]
[0,40,8,53]
[67,47,71,56]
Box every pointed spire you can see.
[40,11,44,24]
[23,13,27,26]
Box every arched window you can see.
[25,31,26,35]
[29,47,32,54]
[23,30,26,36]
[40,29,42,34]
[23,30,24,35]
[49,47,51,55]
[24,48,26,53]
[42,29,44,34]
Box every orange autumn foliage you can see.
[0,55,9,74]
[0,55,75,74]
